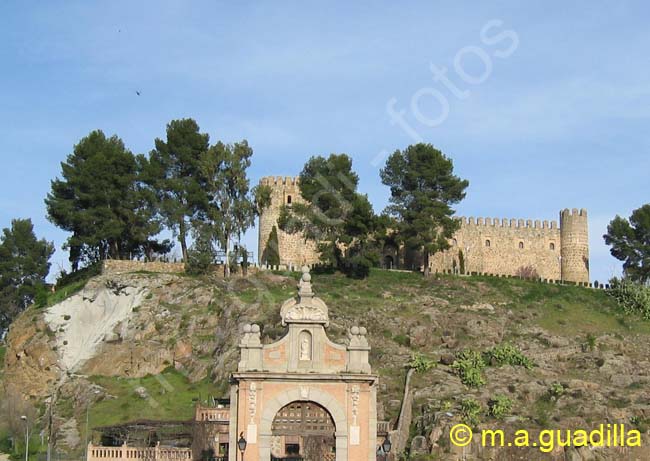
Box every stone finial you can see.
[298,265,314,302]
[280,266,329,326]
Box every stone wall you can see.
[429,209,589,283]
[430,216,563,281]
[258,175,590,284]
[102,260,185,275]
[257,176,320,266]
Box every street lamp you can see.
[376,435,392,460]
[20,415,28,461]
[237,432,247,461]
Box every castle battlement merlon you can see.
[458,216,559,229]
[560,208,588,218]
[259,175,300,187]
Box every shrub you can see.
[608,278,650,319]
[56,262,101,287]
[516,265,539,279]
[548,382,565,400]
[460,398,482,427]
[393,334,411,347]
[484,343,535,369]
[185,232,215,275]
[581,333,597,352]
[451,349,486,388]
[408,353,436,373]
[488,395,513,419]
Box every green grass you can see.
[87,368,221,429]
[42,279,89,307]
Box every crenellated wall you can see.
[429,215,563,281]
[258,175,590,283]
[258,176,320,267]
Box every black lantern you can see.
[382,435,392,454]
[237,432,247,454]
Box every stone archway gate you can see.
[229,267,378,461]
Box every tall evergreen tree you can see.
[143,119,209,262]
[262,226,281,266]
[196,140,271,277]
[45,130,162,270]
[604,204,650,283]
[380,143,469,276]
[0,218,54,335]
[278,154,378,276]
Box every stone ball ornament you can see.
[251,324,260,333]
[243,324,252,333]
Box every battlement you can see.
[259,176,300,187]
[458,216,559,229]
[560,208,588,218]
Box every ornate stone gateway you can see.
[229,267,377,461]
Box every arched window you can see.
[518,241,524,249]
[485,239,491,247]
[287,195,292,204]
[452,238,457,246]
[549,242,555,251]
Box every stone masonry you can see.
[257,176,589,284]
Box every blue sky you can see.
[1,1,649,283]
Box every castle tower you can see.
[257,176,319,266]
[560,208,589,284]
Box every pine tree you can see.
[380,143,469,276]
[45,130,163,270]
[278,154,378,277]
[143,119,209,262]
[0,218,54,334]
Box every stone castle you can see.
[257,176,590,284]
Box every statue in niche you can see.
[299,331,312,361]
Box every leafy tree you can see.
[45,130,164,270]
[195,140,271,277]
[262,226,281,266]
[143,119,209,262]
[380,143,469,276]
[277,154,378,277]
[604,204,650,283]
[0,219,54,334]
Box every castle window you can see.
[518,241,524,249]
[452,238,457,246]
[287,195,292,204]
[549,242,555,251]
[485,239,491,247]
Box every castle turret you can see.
[560,208,589,284]
[258,176,320,266]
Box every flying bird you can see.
[136,91,141,96]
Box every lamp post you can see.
[20,415,28,461]
[237,432,247,461]
[377,435,392,460]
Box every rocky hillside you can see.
[2,268,650,460]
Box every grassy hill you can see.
[2,268,650,460]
